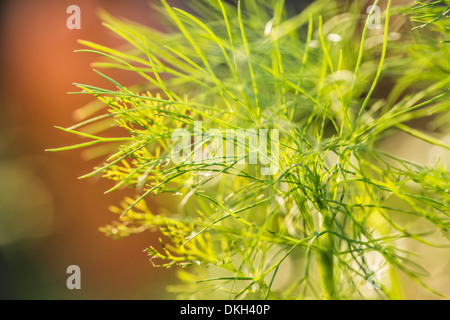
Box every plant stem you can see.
[317,213,337,299]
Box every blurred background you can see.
[0,0,448,300]
[0,0,182,299]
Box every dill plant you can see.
[48,0,450,299]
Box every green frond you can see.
[50,0,450,300]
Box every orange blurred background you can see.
[0,0,182,299]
